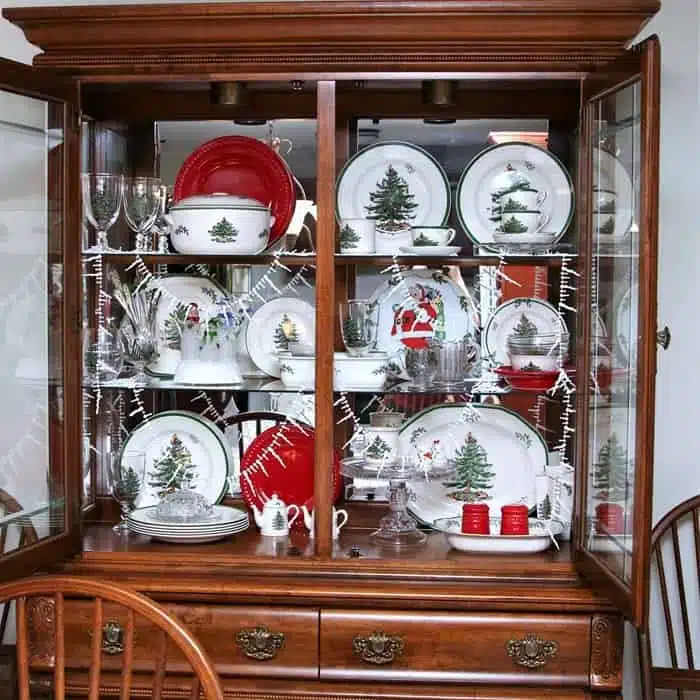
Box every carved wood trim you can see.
[27,596,55,667]
[589,614,623,691]
[4,0,659,76]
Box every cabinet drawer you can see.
[30,600,318,679]
[320,610,590,686]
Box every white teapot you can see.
[301,505,348,540]
[252,494,300,537]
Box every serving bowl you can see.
[506,332,569,357]
[167,193,274,255]
[279,353,315,388]
[334,351,389,391]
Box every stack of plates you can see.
[127,505,249,544]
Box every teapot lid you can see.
[264,493,284,508]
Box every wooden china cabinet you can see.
[0,2,662,698]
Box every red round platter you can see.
[495,365,574,392]
[173,135,296,248]
[240,424,342,529]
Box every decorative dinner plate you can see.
[131,504,249,530]
[145,275,230,378]
[593,147,634,242]
[368,269,476,359]
[483,297,568,366]
[456,142,574,249]
[433,516,562,554]
[245,297,316,377]
[173,135,296,248]
[398,245,461,257]
[336,141,450,252]
[240,424,342,525]
[122,410,231,509]
[399,402,548,523]
[613,282,638,368]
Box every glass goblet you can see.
[340,299,376,356]
[107,450,146,532]
[122,176,162,252]
[82,172,123,252]
[119,324,158,386]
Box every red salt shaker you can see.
[500,504,529,535]
[595,503,625,535]
[462,503,490,534]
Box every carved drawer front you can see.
[32,600,319,679]
[320,610,591,686]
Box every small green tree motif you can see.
[412,232,439,247]
[273,313,298,352]
[209,217,238,243]
[365,164,418,232]
[512,314,539,338]
[272,510,286,531]
[443,434,495,502]
[112,466,142,509]
[497,215,529,234]
[593,434,629,502]
[338,223,361,250]
[540,493,552,519]
[501,196,529,213]
[342,317,369,350]
[148,433,198,497]
[164,305,188,350]
[365,435,391,460]
[598,217,615,235]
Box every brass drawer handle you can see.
[235,625,284,661]
[353,630,404,665]
[506,633,559,669]
[88,621,124,656]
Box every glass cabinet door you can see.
[575,37,660,627]
[0,62,81,580]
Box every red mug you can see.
[462,503,490,534]
[500,504,529,535]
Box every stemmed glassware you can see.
[122,176,162,252]
[340,300,376,356]
[107,450,146,532]
[82,173,123,252]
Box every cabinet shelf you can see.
[82,252,316,267]
[335,254,577,267]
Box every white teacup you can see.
[498,187,547,213]
[339,218,375,253]
[362,426,400,466]
[595,213,616,236]
[410,226,456,247]
[593,188,616,213]
[303,506,349,539]
[496,211,549,235]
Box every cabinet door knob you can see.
[353,630,404,665]
[506,633,559,669]
[235,625,284,661]
[656,326,671,349]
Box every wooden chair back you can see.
[0,575,223,700]
[639,494,700,699]
[223,410,290,465]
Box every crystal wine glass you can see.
[82,172,123,252]
[122,176,162,252]
[340,299,376,356]
[107,450,146,532]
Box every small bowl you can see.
[334,352,389,391]
[509,353,560,372]
[279,353,315,388]
[507,333,569,357]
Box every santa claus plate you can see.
[367,269,476,372]
[398,402,547,523]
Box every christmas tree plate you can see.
[122,410,232,509]
[456,142,574,250]
[432,516,562,554]
[130,505,249,530]
[335,140,451,245]
[593,147,634,243]
[144,275,230,379]
[399,402,547,523]
[483,297,568,366]
[245,297,316,377]
[173,135,296,249]
[367,269,476,364]
[398,245,461,257]
[613,281,638,368]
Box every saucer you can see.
[399,245,461,257]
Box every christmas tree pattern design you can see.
[512,314,539,338]
[443,434,495,502]
[496,215,529,234]
[412,232,439,247]
[272,510,286,531]
[365,435,392,460]
[365,164,418,233]
[593,433,629,502]
[208,217,238,243]
[148,433,199,497]
[273,313,299,352]
[338,223,361,250]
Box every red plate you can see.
[240,424,342,529]
[495,365,567,392]
[173,135,296,248]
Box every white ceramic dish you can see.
[279,353,315,389]
[398,245,461,257]
[134,504,248,528]
[334,351,389,391]
[433,516,562,554]
[456,142,574,250]
[122,410,232,509]
[484,297,567,366]
[593,148,634,242]
[509,353,560,372]
[173,358,242,385]
[399,402,547,523]
[613,282,638,368]
[245,297,316,377]
[167,193,274,255]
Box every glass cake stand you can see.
[341,456,455,548]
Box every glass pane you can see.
[0,89,66,556]
[585,81,641,582]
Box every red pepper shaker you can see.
[500,504,529,535]
[462,503,490,534]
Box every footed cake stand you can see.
[341,457,455,548]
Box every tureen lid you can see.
[172,193,268,210]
